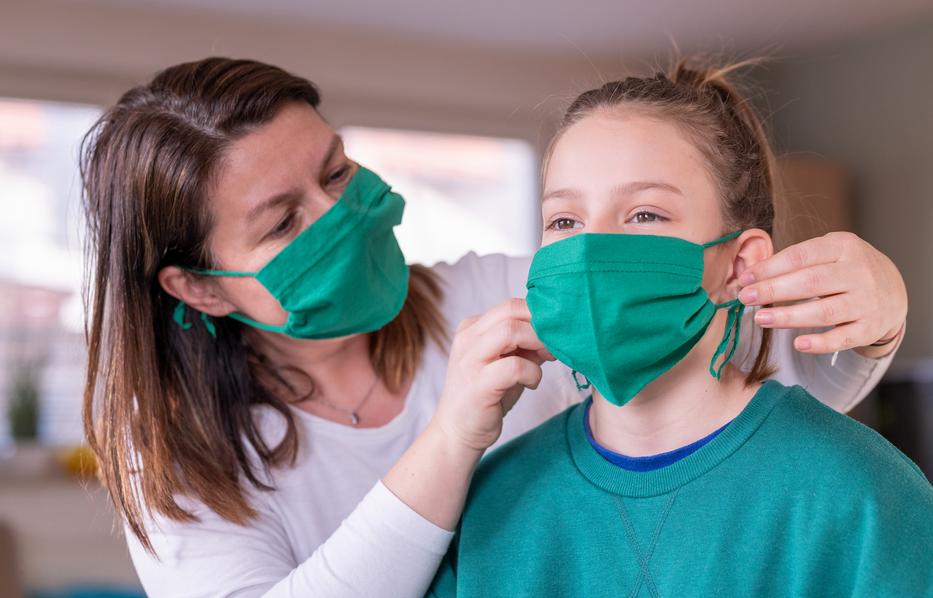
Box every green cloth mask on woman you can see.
[176,166,410,339]
[525,231,744,407]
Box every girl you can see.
[80,58,908,597]
[427,61,931,597]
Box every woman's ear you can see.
[727,229,773,297]
[157,266,236,317]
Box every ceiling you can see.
[88,0,933,57]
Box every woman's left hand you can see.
[737,231,907,357]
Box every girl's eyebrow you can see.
[612,181,684,198]
[542,188,581,202]
[543,181,684,203]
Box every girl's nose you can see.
[586,211,624,235]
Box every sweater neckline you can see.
[567,379,784,497]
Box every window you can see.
[341,126,540,266]
[0,98,101,448]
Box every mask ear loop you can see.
[709,300,744,379]
[571,370,592,392]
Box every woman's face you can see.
[203,102,357,327]
[541,110,733,300]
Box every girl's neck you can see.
[589,361,758,458]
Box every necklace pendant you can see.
[350,412,360,426]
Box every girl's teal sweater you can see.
[428,381,933,597]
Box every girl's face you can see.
[541,110,734,302]
[201,102,358,327]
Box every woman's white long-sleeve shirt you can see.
[127,253,897,597]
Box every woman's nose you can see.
[308,186,339,215]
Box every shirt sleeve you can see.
[429,252,532,331]
[128,481,454,598]
[731,306,899,412]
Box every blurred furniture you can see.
[0,519,25,598]
[774,155,852,249]
[0,465,141,593]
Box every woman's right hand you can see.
[432,298,555,453]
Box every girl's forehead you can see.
[544,114,715,199]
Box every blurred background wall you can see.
[1,0,931,595]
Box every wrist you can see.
[424,419,486,469]
[855,319,905,358]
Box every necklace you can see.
[312,372,380,426]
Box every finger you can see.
[471,319,546,363]
[738,234,846,287]
[794,322,869,354]
[754,295,859,330]
[739,263,851,306]
[512,346,556,365]
[483,355,544,392]
[456,314,482,333]
[471,298,531,337]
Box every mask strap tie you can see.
[571,370,592,392]
[709,299,744,379]
[173,300,193,330]
[200,313,217,339]
[172,300,218,339]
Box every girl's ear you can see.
[726,229,773,297]
[157,266,236,317]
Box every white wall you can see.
[761,19,933,366]
[1,0,625,148]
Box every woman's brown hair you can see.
[546,57,776,384]
[81,57,447,553]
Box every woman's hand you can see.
[383,298,553,532]
[737,232,907,357]
[433,298,554,453]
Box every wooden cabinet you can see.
[773,155,852,250]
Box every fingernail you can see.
[739,288,758,304]
[755,311,774,326]
[796,338,812,351]
[739,271,756,286]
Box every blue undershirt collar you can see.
[583,400,733,472]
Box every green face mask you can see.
[525,231,744,407]
[181,166,410,339]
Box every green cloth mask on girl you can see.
[178,166,410,339]
[525,231,744,407]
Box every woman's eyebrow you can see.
[321,133,343,169]
[246,189,302,221]
[245,133,345,222]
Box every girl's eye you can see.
[547,217,582,231]
[630,210,667,224]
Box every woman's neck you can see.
[589,360,758,458]
[252,330,409,426]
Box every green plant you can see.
[7,363,40,441]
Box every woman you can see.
[80,57,907,597]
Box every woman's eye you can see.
[268,212,297,239]
[327,165,351,185]
[548,217,582,231]
[630,211,666,224]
